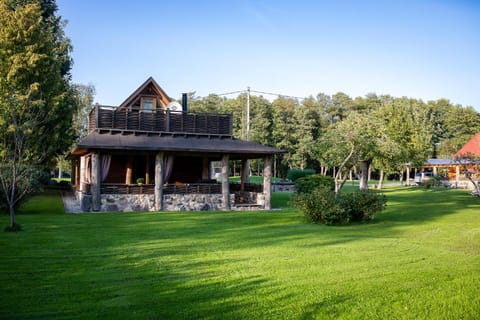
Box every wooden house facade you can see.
[70,78,284,212]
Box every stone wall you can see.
[163,194,235,211]
[77,192,264,212]
[101,194,156,212]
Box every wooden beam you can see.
[125,156,133,185]
[456,165,460,188]
[80,156,86,192]
[240,159,249,191]
[263,155,272,210]
[155,152,165,211]
[222,154,230,210]
[91,153,101,211]
[145,155,150,185]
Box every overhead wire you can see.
[193,88,310,101]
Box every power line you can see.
[250,89,308,101]
[193,88,310,101]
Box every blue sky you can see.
[57,0,480,109]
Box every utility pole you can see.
[242,87,251,185]
[246,86,250,141]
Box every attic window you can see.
[141,97,156,112]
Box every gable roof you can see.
[455,132,480,158]
[118,77,172,109]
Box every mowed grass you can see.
[0,188,479,319]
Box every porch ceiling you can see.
[72,130,285,159]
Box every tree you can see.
[0,0,76,230]
[317,111,380,194]
[454,153,480,196]
[72,83,96,141]
[271,96,297,177]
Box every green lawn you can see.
[0,188,479,319]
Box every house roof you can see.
[455,132,480,158]
[72,130,284,160]
[424,158,456,166]
[118,77,172,109]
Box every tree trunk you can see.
[9,204,15,228]
[378,169,384,190]
[359,160,369,191]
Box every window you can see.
[141,97,156,112]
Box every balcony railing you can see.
[89,105,233,137]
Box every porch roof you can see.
[71,130,284,159]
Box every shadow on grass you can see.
[2,187,479,319]
[376,186,480,224]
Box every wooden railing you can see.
[101,184,155,195]
[164,183,222,194]
[99,183,221,195]
[229,183,264,193]
[89,106,233,136]
[94,183,263,195]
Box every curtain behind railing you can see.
[101,154,111,182]
[85,156,91,184]
[164,155,174,182]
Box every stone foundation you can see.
[163,194,235,211]
[76,192,255,212]
[101,194,156,212]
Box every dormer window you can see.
[141,97,156,112]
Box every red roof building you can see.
[455,132,480,158]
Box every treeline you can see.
[188,92,480,181]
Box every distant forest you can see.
[188,92,480,179]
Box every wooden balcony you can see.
[88,105,233,137]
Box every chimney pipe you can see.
[182,93,188,113]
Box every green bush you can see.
[339,190,387,222]
[287,169,316,182]
[294,185,387,225]
[294,174,335,194]
[293,186,348,225]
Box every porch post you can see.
[240,159,249,191]
[72,159,79,189]
[125,156,133,185]
[91,152,101,211]
[145,155,150,185]
[79,156,86,192]
[433,166,437,176]
[155,152,164,211]
[455,165,460,188]
[222,154,230,210]
[263,155,272,210]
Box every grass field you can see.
[0,187,479,319]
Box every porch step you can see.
[234,203,263,211]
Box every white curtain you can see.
[163,155,174,182]
[85,156,91,184]
[101,154,112,182]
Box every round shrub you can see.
[293,186,349,225]
[294,174,335,194]
[339,190,387,222]
[287,168,316,182]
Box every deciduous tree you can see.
[0,0,76,230]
